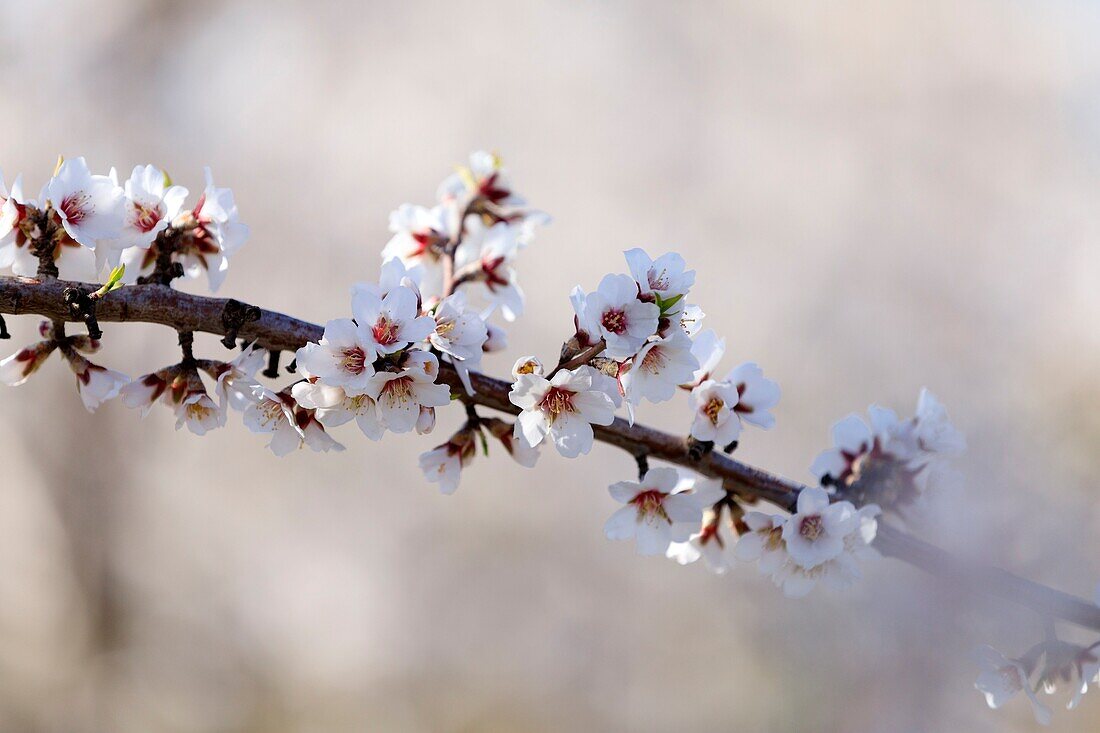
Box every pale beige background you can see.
[1,1,1099,731]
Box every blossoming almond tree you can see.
[1,151,1098,725]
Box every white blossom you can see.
[511,355,543,380]
[62,350,129,412]
[770,503,878,598]
[418,430,477,495]
[509,365,616,458]
[120,369,170,417]
[184,167,250,291]
[437,150,525,209]
[603,467,725,556]
[735,511,790,575]
[0,340,57,386]
[624,248,695,304]
[726,362,780,429]
[974,646,1052,725]
[684,328,725,386]
[781,487,857,570]
[485,418,540,468]
[291,381,385,440]
[454,221,525,321]
[365,350,451,433]
[577,273,660,359]
[175,390,224,435]
[41,157,125,250]
[382,204,449,296]
[100,165,188,267]
[295,318,379,394]
[621,330,699,411]
[210,344,265,412]
[689,379,742,445]
[352,285,435,356]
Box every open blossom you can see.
[209,344,265,412]
[120,368,172,417]
[771,503,878,598]
[244,386,344,456]
[624,248,695,304]
[726,362,781,429]
[365,350,451,433]
[41,157,125,250]
[382,204,449,296]
[511,355,543,380]
[352,285,435,356]
[781,487,858,570]
[429,292,488,363]
[0,170,29,270]
[621,330,699,410]
[689,379,742,445]
[438,150,525,209]
[664,476,735,573]
[100,165,188,265]
[295,318,379,394]
[603,468,725,556]
[418,429,478,495]
[577,273,660,359]
[61,350,129,412]
[974,646,1053,725]
[292,380,385,440]
[162,369,225,435]
[509,365,616,458]
[186,167,249,291]
[735,511,790,575]
[455,221,525,321]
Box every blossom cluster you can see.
[1,158,248,288]
[8,150,1085,727]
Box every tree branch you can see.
[3,274,1098,632]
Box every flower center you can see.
[436,319,456,337]
[799,515,825,541]
[340,346,368,375]
[647,267,670,291]
[641,345,667,374]
[131,200,165,233]
[630,489,671,524]
[382,376,413,403]
[601,308,627,334]
[372,316,401,346]
[60,191,92,225]
[703,397,725,424]
[539,386,575,421]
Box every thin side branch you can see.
[3,274,1098,632]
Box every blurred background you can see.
[1,0,1099,730]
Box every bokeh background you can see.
[1,1,1099,731]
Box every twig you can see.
[2,274,1099,632]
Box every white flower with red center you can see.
[603,467,725,556]
[106,165,189,255]
[485,417,540,468]
[291,380,385,440]
[0,170,27,269]
[769,503,879,598]
[664,477,734,572]
[382,204,449,296]
[455,221,526,321]
[295,318,379,395]
[41,157,125,250]
[509,365,616,458]
[209,344,265,412]
[437,150,525,209]
[170,167,249,291]
[120,368,172,417]
[578,273,660,360]
[430,291,487,362]
[418,429,477,495]
[734,511,790,575]
[689,379,742,445]
[352,285,435,357]
[809,413,874,485]
[0,337,57,386]
[243,386,307,456]
[684,329,725,387]
[60,349,129,412]
[780,487,858,570]
[624,248,695,305]
[726,362,781,430]
[352,256,425,304]
[365,350,451,433]
[974,646,1052,725]
[160,369,225,436]
[621,330,699,411]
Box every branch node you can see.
[63,286,102,340]
[688,439,714,461]
[220,299,262,348]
